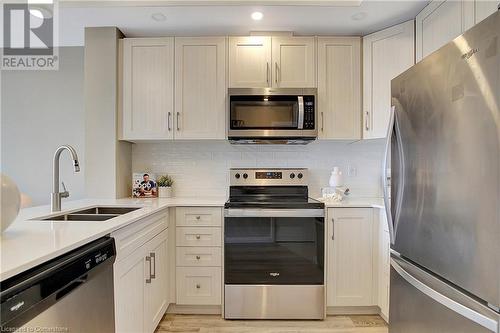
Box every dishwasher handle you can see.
[1,236,116,330]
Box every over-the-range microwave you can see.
[228,88,317,144]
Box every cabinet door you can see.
[114,246,147,333]
[176,267,222,305]
[271,36,316,88]
[475,0,499,23]
[229,36,271,88]
[174,37,226,139]
[363,21,414,139]
[416,0,475,61]
[122,38,174,140]
[377,210,391,320]
[327,208,374,306]
[144,229,169,333]
[317,37,361,140]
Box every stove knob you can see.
[235,173,240,179]
[290,173,295,179]
[243,173,248,179]
[297,173,303,179]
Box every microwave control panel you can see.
[303,96,315,129]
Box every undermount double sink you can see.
[37,206,141,222]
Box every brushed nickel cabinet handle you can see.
[150,252,156,279]
[365,111,370,131]
[196,216,201,220]
[275,62,279,84]
[167,112,171,131]
[176,112,180,131]
[331,218,335,240]
[145,256,152,283]
[321,112,324,132]
[266,62,269,85]
[196,235,201,240]
[196,255,201,260]
[196,284,201,289]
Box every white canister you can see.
[158,186,173,198]
[329,167,344,187]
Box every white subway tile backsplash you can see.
[131,140,385,198]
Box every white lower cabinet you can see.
[175,207,223,307]
[327,208,374,306]
[113,210,169,333]
[377,209,391,320]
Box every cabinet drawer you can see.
[112,209,168,261]
[176,247,222,267]
[176,227,221,247]
[176,207,222,227]
[176,267,221,305]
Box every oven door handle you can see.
[297,96,304,130]
[224,208,324,218]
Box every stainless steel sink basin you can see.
[71,207,140,215]
[35,206,141,222]
[44,214,117,221]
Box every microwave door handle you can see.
[297,96,304,129]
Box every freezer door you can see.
[390,254,499,333]
[390,11,500,308]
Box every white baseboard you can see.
[167,304,222,315]
[326,306,380,315]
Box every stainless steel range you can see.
[224,168,325,319]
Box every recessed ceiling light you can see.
[151,12,167,22]
[29,5,53,19]
[351,12,367,21]
[251,11,263,21]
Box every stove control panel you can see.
[230,168,308,186]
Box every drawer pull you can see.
[196,216,201,220]
[195,235,201,240]
[196,284,201,289]
[196,255,201,260]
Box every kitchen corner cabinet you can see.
[317,37,361,140]
[229,36,316,88]
[113,211,169,333]
[327,208,374,306]
[174,37,226,139]
[362,21,414,139]
[122,38,174,140]
[416,0,499,62]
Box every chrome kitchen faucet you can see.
[51,145,80,212]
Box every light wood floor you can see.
[155,314,388,333]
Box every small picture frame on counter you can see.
[132,173,157,198]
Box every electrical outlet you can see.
[348,165,357,177]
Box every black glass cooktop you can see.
[225,186,324,209]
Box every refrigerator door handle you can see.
[391,257,499,332]
[383,106,396,244]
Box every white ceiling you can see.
[58,1,429,46]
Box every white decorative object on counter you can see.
[1,173,21,232]
[158,187,172,198]
[329,167,344,187]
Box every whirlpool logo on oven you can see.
[269,272,280,277]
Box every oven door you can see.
[224,208,325,285]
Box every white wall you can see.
[1,47,85,206]
[132,140,385,198]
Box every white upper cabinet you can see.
[229,36,272,88]
[475,1,499,23]
[271,37,316,88]
[229,36,316,88]
[174,37,226,139]
[416,0,475,61]
[317,37,361,140]
[122,38,174,140]
[363,21,414,139]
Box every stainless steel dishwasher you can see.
[1,236,116,333]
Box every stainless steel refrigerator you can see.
[383,10,500,333]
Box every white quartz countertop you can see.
[317,197,385,209]
[0,197,226,282]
